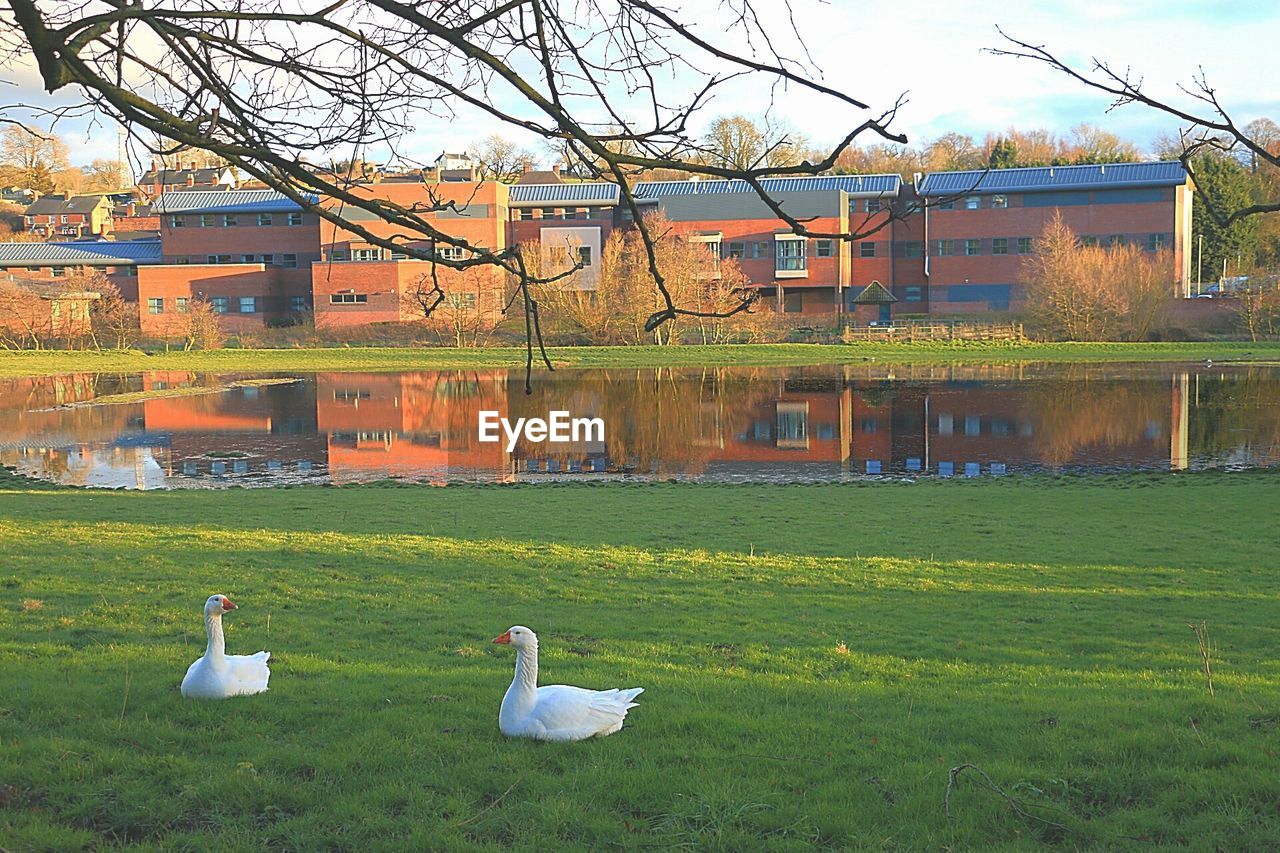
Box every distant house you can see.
[136,162,237,199]
[1,188,36,207]
[22,193,114,238]
[434,151,478,182]
[515,164,565,184]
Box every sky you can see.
[3,0,1278,169]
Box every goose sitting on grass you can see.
[493,625,643,742]
[180,594,271,699]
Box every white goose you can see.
[493,626,643,742]
[180,594,271,699]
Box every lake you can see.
[2,363,1278,488]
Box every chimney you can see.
[186,161,195,171]
[523,161,533,174]
[552,164,561,177]
[186,174,195,187]
[62,191,72,200]
[151,158,160,173]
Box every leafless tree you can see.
[992,29,1280,229]
[472,135,535,182]
[3,0,908,387]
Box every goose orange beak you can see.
[492,631,511,644]
[222,598,237,611]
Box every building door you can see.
[878,304,891,324]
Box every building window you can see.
[287,212,303,226]
[257,213,273,226]
[815,240,833,258]
[448,293,477,309]
[242,254,255,264]
[210,297,229,313]
[751,241,770,259]
[516,209,533,221]
[577,246,592,267]
[936,199,954,210]
[903,241,923,258]
[727,242,745,259]
[169,215,185,228]
[1109,234,1127,247]
[239,296,256,313]
[865,198,883,213]
[352,248,382,262]
[1081,235,1098,247]
[290,295,309,312]
[437,246,466,261]
[200,214,217,227]
[991,238,1009,255]
[261,254,274,266]
[147,297,163,314]
[937,239,954,256]
[222,214,237,227]
[329,293,368,304]
[964,239,982,256]
[904,285,923,302]
[991,194,1008,209]
[783,291,803,313]
[51,266,66,277]
[123,265,138,277]
[775,238,807,272]
[1017,237,1033,254]
[330,249,348,262]
[575,208,590,219]
[964,196,980,210]
[1147,233,1167,251]
[281,254,298,268]
[176,297,190,313]
[859,242,876,258]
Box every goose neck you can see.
[513,641,538,690]
[204,612,226,661]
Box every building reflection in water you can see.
[1,363,1277,489]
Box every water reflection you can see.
[2,363,1278,488]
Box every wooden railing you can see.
[841,320,1025,343]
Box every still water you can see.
[3,363,1278,489]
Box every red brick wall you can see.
[137,264,284,335]
[159,213,322,264]
[312,259,505,328]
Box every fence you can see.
[841,320,1025,343]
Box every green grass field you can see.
[3,340,1280,376]
[2,472,1278,849]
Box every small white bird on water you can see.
[180,594,271,699]
[493,626,643,741]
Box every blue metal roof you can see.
[152,189,313,214]
[508,183,621,205]
[0,239,162,265]
[632,174,901,199]
[918,161,1188,195]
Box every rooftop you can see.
[508,183,622,206]
[152,189,314,215]
[24,194,111,216]
[918,161,1188,195]
[632,174,902,199]
[0,239,162,266]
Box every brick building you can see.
[138,190,321,335]
[113,160,1194,333]
[630,175,903,315]
[910,161,1194,314]
[0,238,160,299]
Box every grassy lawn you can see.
[3,340,1280,376]
[2,472,1277,849]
